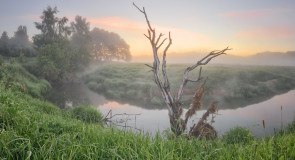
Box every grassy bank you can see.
[1,83,295,159]
[84,63,295,109]
[0,63,51,98]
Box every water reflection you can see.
[46,83,295,137]
[46,83,108,108]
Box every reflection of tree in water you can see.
[46,83,108,109]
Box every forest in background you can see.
[0,6,131,82]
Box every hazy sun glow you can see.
[1,0,295,59]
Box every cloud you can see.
[236,26,295,39]
[219,10,267,18]
[88,16,211,55]
[88,16,208,42]
[17,14,40,21]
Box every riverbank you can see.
[84,63,295,109]
[1,82,295,159]
[1,63,295,159]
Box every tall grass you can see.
[1,85,295,159]
[0,63,51,98]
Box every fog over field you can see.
[133,51,295,66]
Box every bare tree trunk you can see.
[134,3,231,137]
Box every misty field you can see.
[84,63,295,109]
[1,64,295,159]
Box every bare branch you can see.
[144,64,154,69]
[163,32,172,54]
[156,38,167,50]
[109,113,141,119]
[133,3,154,33]
[144,34,149,39]
[162,32,172,90]
[155,33,164,46]
[133,2,144,13]
[177,47,231,100]
[134,2,229,137]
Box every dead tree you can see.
[133,3,231,138]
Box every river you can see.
[46,82,295,137]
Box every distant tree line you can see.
[0,6,131,81]
[0,26,35,57]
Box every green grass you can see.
[84,63,295,109]
[1,85,295,159]
[222,127,254,144]
[0,63,51,98]
[68,105,103,123]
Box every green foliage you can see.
[222,127,254,144]
[85,64,295,109]
[33,6,71,47]
[90,27,132,61]
[0,55,3,65]
[70,16,91,70]
[0,27,36,58]
[21,57,40,76]
[68,105,103,123]
[275,77,295,90]
[0,63,51,98]
[286,119,295,134]
[17,52,26,63]
[37,43,69,81]
[1,85,295,159]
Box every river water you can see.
[46,83,295,137]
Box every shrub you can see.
[69,105,103,123]
[0,55,3,65]
[286,119,295,134]
[222,127,253,144]
[151,97,162,105]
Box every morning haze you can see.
[0,1,295,159]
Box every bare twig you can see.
[177,47,231,100]
[109,113,141,119]
[134,2,229,137]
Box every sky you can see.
[1,0,295,60]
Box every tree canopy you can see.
[33,6,71,47]
[0,26,35,57]
[90,28,131,61]
[0,5,132,81]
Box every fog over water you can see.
[133,51,295,66]
[46,82,295,137]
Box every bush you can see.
[151,97,162,105]
[222,127,253,144]
[0,55,3,65]
[286,119,295,134]
[69,105,103,123]
[275,77,295,90]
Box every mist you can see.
[132,51,295,66]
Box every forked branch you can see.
[134,2,230,137]
[133,2,174,116]
[176,47,231,100]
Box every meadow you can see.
[1,62,295,159]
[84,63,295,109]
[1,78,295,159]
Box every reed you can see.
[262,120,266,137]
[281,105,283,130]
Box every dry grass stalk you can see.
[184,81,206,124]
[189,101,218,139]
[22,84,26,93]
